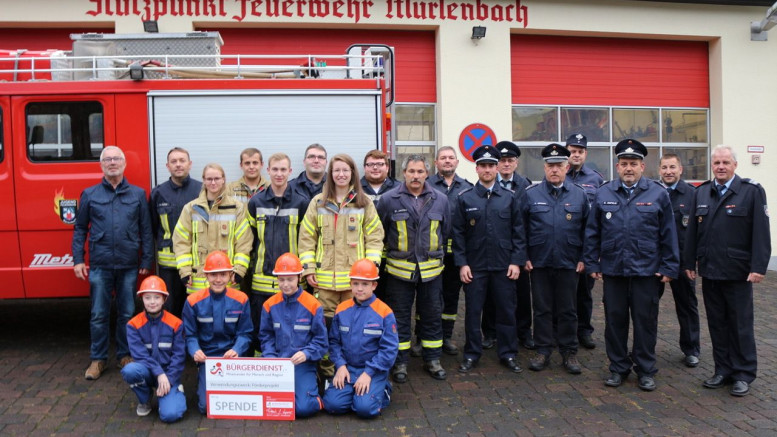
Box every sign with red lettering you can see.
[205,358,295,420]
[84,0,528,26]
[459,123,497,162]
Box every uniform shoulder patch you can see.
[187,288,211,306]
[225,287,248,304]
[263,293,285,312]
[743,178,760,186]
[335,299,355,314]
[161,311,183,330]
[298,291,323,314]
[128,312,148,330]
[369,298,394,319]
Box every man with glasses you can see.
[361,150,396,206]
[290,143,328,199]
[73,145,153,380]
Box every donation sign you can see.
[205,358,295,420]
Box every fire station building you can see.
[2,0,777,260]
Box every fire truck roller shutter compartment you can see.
[148,90,382,185]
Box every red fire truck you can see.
[0,32,394,299]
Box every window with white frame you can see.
[512,106,709,182]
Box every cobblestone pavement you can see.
[2,274,777,436]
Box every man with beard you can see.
[361,150,396,205]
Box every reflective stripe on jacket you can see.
[259,287,327,360]
[377,182,450,282]
[127,311,186,384]
[173,190,253,292]
[150,176,202,268]
[298,190,384,291]
[247,185,310,294]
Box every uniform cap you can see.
[349,259,379,281]
[495,141,521,158]
[541,143,571,163]
[473,145,501,164]
[273,252,304,276]
[202,250,234,273]
[137,275,169,298]
[614,139,648,160]
[565,133,588,148]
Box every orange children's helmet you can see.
[137,275,169,299]
[349,259,380,281]
[202,250,234,273]
[272,253,304,276]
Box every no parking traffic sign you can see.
[459,123,497,162]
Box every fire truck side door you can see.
[12,95,117,298]
[0,97,24,298]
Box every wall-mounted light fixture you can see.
[751,0,777,41]
[143,20,159,33]
[471,26,486,40]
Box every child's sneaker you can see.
[136,403,152,417]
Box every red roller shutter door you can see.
[511,35,709,107]
[211,28,436,103]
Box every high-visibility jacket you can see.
[226,176,269,205]
[298,190,384,291]
[173,190,253,293]
[376,182,450,282]
[247,184,310,294]
[149,176,202,268]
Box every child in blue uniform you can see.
[182,251,253,414]
[259,252,328,417]
[323,259,399,418]
[121,275,187,422]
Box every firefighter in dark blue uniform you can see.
[683,145,771,397]
[523,144,589,374]
[149,147,202,317]
[377,154,450,383]
[454,145,527,374]
[481,141,534,350]
[565,133,604,349]
[584,139,679,392]
[427,147,473,355]
[658,153,700,368]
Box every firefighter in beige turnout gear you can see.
[173,163,253,294]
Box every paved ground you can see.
[2,274,777,437]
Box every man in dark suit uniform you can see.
[658,154,700,368]
[684,145,771,397]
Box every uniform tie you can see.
[500,180,511,189]
[716,184,726,197]
[551,187,560,199]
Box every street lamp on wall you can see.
[471,26,486,40]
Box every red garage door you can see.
[511,35,709,107]
[209,28,436,103]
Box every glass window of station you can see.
[512,106,709,183]
[393,103,436,181]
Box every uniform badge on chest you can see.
[605,212,612,220]
[566,213,572,221]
